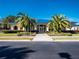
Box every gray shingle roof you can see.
[36,19,50,24]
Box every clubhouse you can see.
[10,19,50,33]
[0,19,79,33]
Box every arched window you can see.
[14,26,18,30]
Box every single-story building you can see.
[66,22,79,31]
[0,19,79,33]
[10,19,50,33]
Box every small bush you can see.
[62,33,72,36]
[17,32,23,36]
[2,30,23,33]
[17,32,36,36]
[31,30,39,34]
[17,32,30,36]
[30,32,36,36]
[62,30,77,34]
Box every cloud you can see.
[67,17,79,22]
[67,18,75,21]
[67,17,79,25]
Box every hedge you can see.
[2,30,23,33]
[17,32,36,36]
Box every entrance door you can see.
[40,26,43,33]
[37,25,46,33]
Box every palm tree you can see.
[48,15,71,33]
[29,18,36,31]
[16,12,29,31]
[3,15,16,30]
[16,12,36,32]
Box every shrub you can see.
[17,33,23,36]
[62,30,77,34]
[2,30,23,33]
[17,32,30,36]
[31,30,39,33]
[62,33,72,36]
[17,32,36,36]
[30,32,36,36]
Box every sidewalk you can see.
[0,34,79,42]
[33,34,53,41]
[51,36,79,42]
[53,40,79,42]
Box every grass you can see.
[53,38,79,40]
[0,32,36,36]
[47,32,72,36]
[48,31,79,36]
[0,38,33,40]
[72,34,79,36]
[0,33,17,36]
[0,33,33,40]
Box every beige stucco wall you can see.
[10,24,49,32]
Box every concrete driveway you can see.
[0,41,79,59]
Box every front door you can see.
[37,25,46,33]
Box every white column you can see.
[46,26,49,32]
[34,25,37,30]
[11,26,14,30]
[18,27,20,30]
[39,25,40,32]
[22,27,25,31]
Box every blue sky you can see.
[0,0,79,22]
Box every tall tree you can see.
[48,15,71,33]
[3,15,16,30]
[16,12,36,31]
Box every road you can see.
[0,41,79,59]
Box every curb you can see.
[0,40,79,42]
[53,40,79,42]
[0,40,32,41]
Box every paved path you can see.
[33,34,53,41]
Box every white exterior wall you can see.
[46,26,49,31]
[11,26,14,30]
[66,26,79,31]
[18,27,20,30]
[71,27,77,30]
[34,25,37,30]
[22,27,25,31]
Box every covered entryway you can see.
[37,25,46,33]
[14,26,18,30]
[36,19,50,33]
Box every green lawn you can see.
[72,34,79,36]
[0,33,17,36]
[0,33,33,40]
[53,38,79,40]
[0,38,33,40]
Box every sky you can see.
[0,0,79,22]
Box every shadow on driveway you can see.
[0,46,35,59]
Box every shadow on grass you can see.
[58,52,72,59]
[0,46,35,59]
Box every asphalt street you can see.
[0,41,79,59]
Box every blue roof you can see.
[37,19,50,24]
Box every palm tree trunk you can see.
[29,22,31,35]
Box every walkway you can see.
[33,34,53,41]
